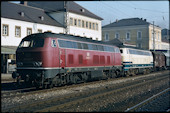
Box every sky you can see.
[11,1,169,29]
[76,1,169,29]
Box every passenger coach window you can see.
[58,40,66,47]
[77,42,82,49]
[66,41,73,48]
[92,45,98,50]
[82,43,88,49]
[88,44,93,50]
[98,45,104,51]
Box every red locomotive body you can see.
[13,32,122,88]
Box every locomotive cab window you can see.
[19,39,44,48]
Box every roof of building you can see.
[162,29,170,35]
[104,38,146,50]
[102,18,151,28]
[26,1,103,20]
[1,2,64,27]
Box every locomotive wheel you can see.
[125,71,130,77]
[143,69,147,75]
[111,72,116,78]
[16,76,21,86]
[73,75,78,84]
[131,69,135,76]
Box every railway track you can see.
[2,70,169,112]
[125,88,170,112]
[1,70,167,99]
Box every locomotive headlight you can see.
[33,62,42,67]
[17,62,23,66]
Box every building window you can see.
[137,43,142,48]
[137,31,142,39]
[126,32,130,40]
[155,32,157,40]
[89,22,91,29]
[2,24,9,36]
[27,28,32,35]
[15,26,21,37]
[74,19,77,26]
[38,29,42,33]
[115,33,119,39]
[158,32,160,40]
[78,19,81,27]
[105,33,109,41]
[92,23,95,30]
[96,23,98,31]
[82,20,85,28]
[70,17,73,26]
[96,38,98,40]
[86,21,88,28]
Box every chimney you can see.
[20,1,28,6]
[116,19,118,22]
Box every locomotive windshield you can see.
[18,39,44,48]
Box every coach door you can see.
[59,49,66,68]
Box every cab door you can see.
[59,48,66,68]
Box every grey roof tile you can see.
[27,1,103,20]
[1,2,64,27]
[103,18,150,28]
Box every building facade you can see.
[27,1,103,40]
[102,18,163,50]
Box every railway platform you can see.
[1,73,13,80]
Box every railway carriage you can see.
[12,32,122,88]
[151,51,166,71]
[120,47,153,76]
[163,50,170,69]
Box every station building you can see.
[1,1,103,73]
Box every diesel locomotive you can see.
[12,32,122,88]
[12,32,168,88]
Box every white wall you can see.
[68,12,102,40]
[161,42,170,50]
[1,18,64,46]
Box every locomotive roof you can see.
[24,32,116,47]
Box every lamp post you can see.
[153,21,155,51]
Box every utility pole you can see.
[153,21,155,51]
[64,1,69,34]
